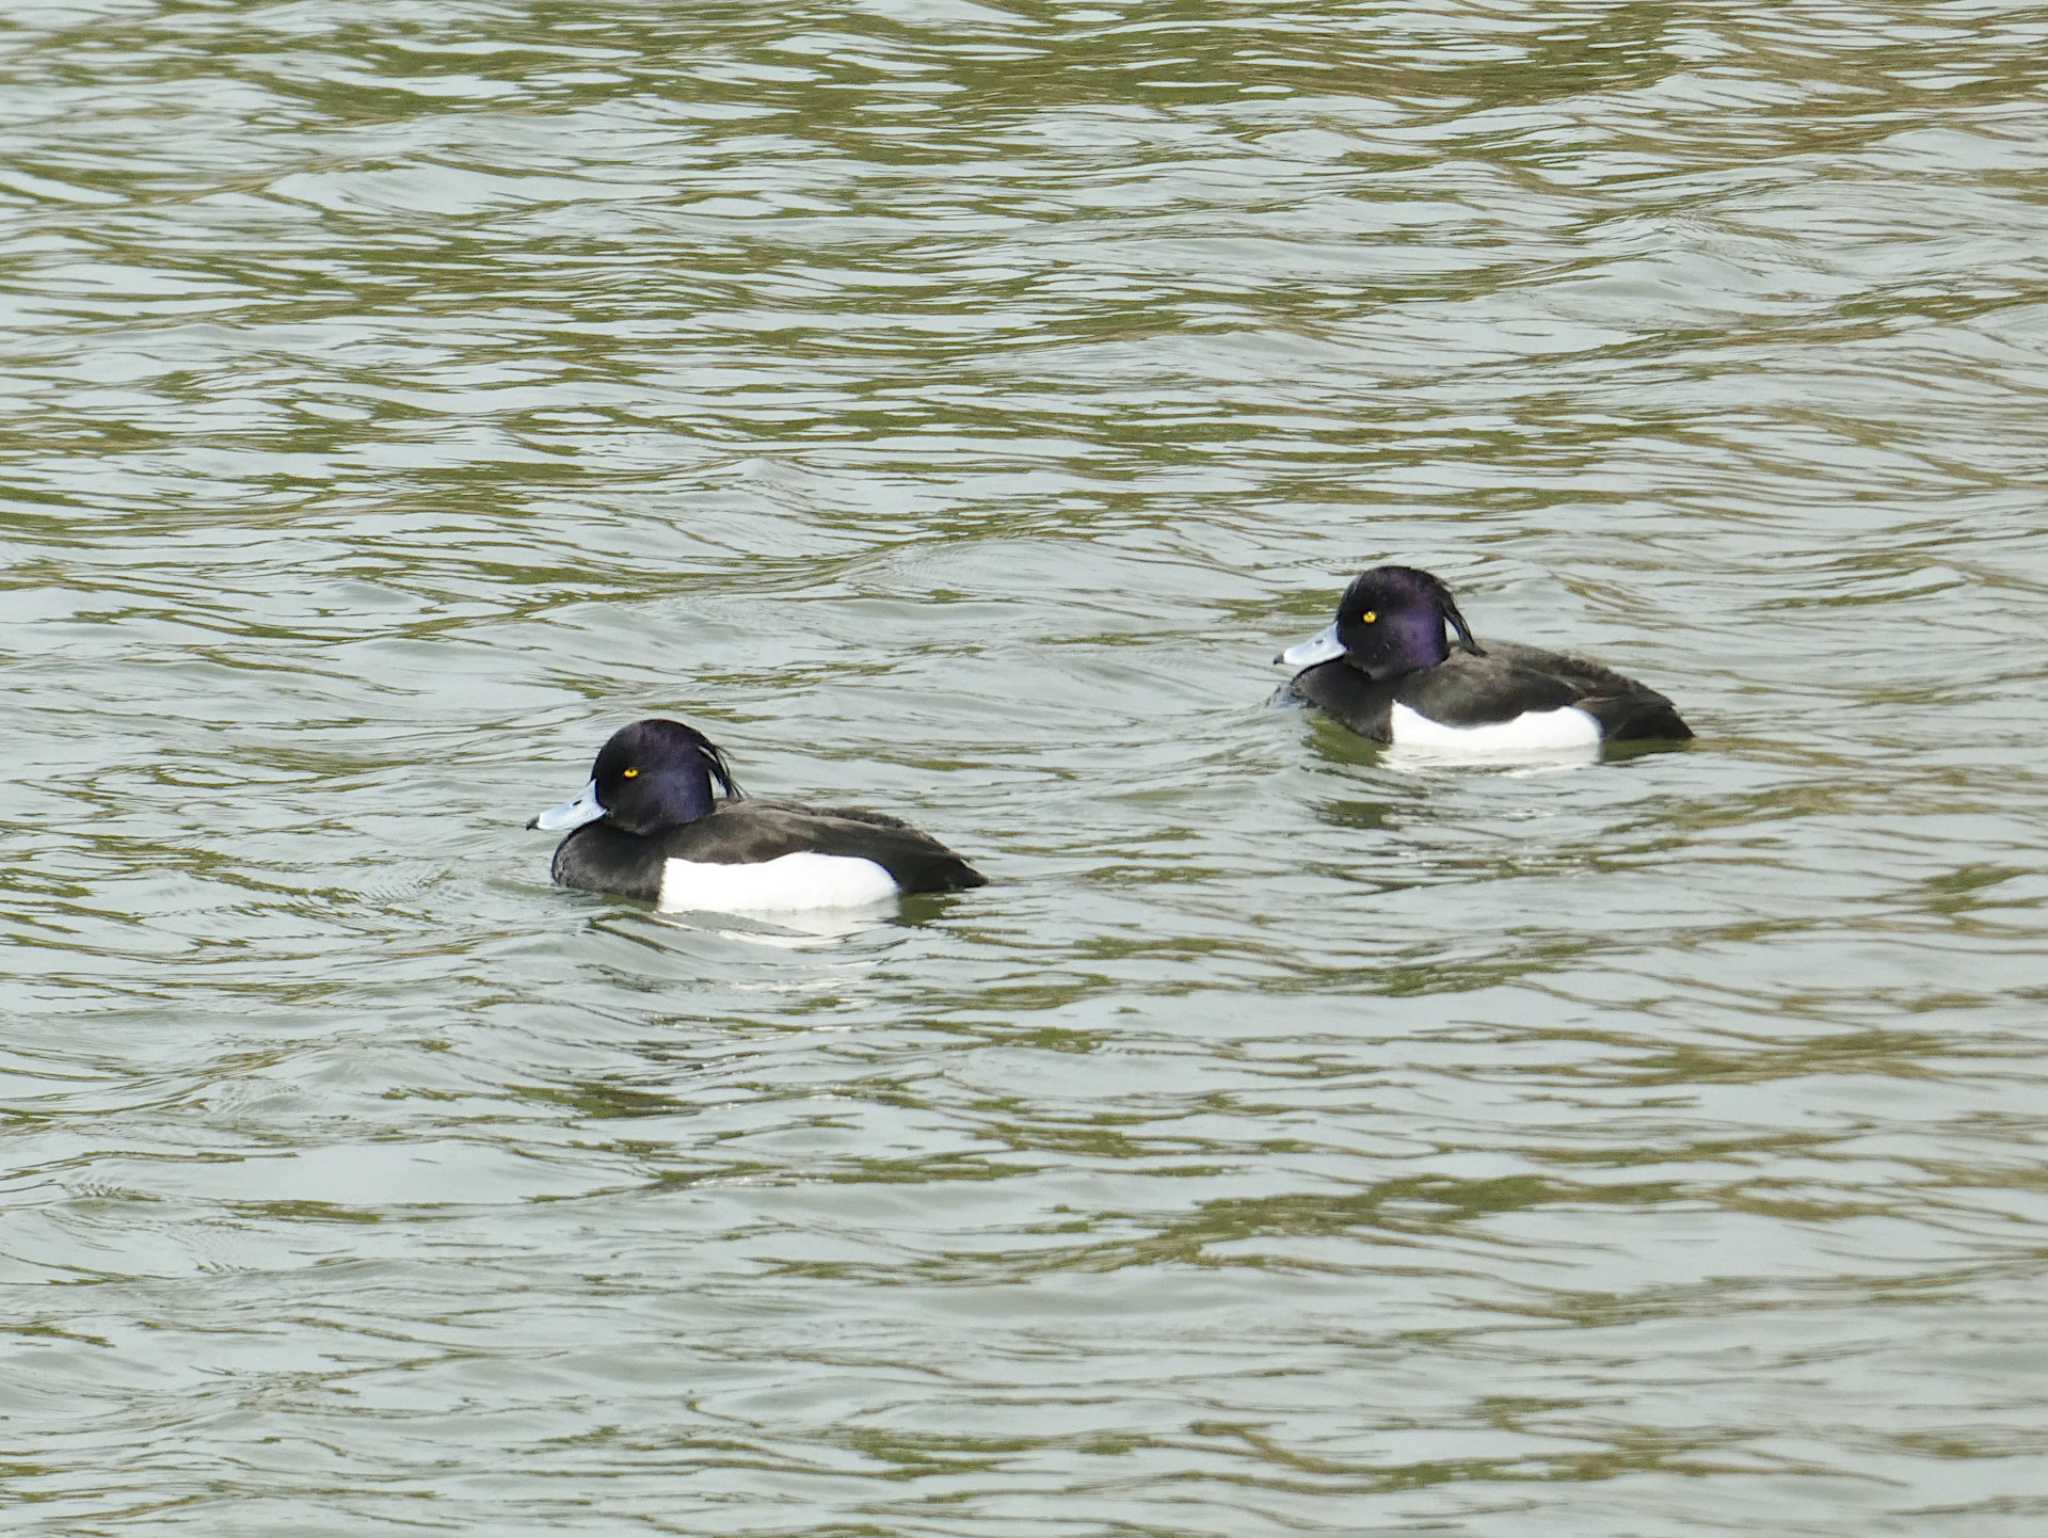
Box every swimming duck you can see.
[1275,566,1692,749]
[529,718,986,909]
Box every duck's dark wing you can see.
[657,801,987,893]
[1282,663,1398,742]
[1387,645,1584,729]
[1414,642,1692,740]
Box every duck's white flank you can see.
[1388,701,1602,753]
[658,851,901,912]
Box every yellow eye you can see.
[622,767,639,779]
[1359,610,1377,624]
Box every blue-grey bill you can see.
[1278,623,1345,668]
[530,778,607,832]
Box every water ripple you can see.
[4,2,2048,1534]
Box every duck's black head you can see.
[529,718,744,837]
[1276,565,1485,682]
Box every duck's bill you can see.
[1277,623,1345,668]
[528,778,607,832]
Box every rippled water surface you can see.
[6,2,2048,1533]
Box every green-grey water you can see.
[6,3,2048,1534]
